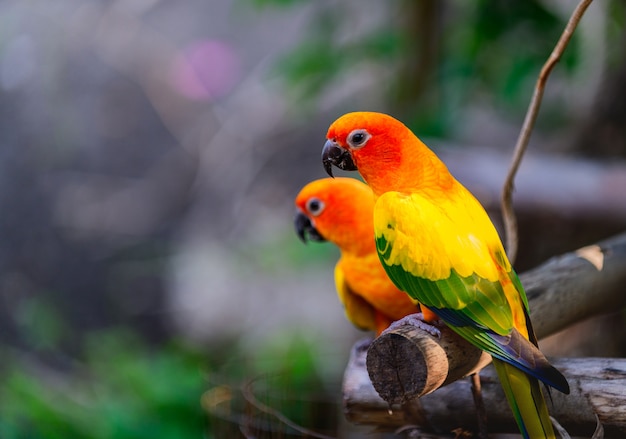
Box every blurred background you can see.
[1,0,625,437]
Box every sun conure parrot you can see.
[320,112,569,439]
[295,177,431,336]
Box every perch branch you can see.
[345,354,626,437]
[501,0,594,263]
[351,232,626,429]
[365,323,491,404]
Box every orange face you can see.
[322,112,414,193]
[294,177,375,253]
[322,112,446,195]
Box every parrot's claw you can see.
[383,313,442,338]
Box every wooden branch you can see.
[501,0,594,263]
[344,352,626,437]
[365,323,491,404]
[345,232,626,433]
[522,233,626,338]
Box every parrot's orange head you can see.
[322,112,419,192]
[322,112,445,195]
[294,177,375,253]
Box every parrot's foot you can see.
[383,313,442,338]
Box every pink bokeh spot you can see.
[171,40,241,101]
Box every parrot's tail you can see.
[493,358,556,439]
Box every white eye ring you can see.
[346,129,371,149]
[306,197,325,216]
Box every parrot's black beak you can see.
[322,139,357,177]
[294,211,325,243]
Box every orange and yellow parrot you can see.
[321,112,569,438]
[295,177,428,335]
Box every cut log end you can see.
[366,323,492,404]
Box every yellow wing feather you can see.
[374,186,507,282]
[333,262,377,331]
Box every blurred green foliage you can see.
[0,298,339,439]
[0,330,207,439]
[209,333,340,438]
[446,1,577,106]
[607,0,626,68]
[251,0,589,137]
[276,20,405,102]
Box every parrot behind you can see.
[321,112,569,438]
[294,177,426,335]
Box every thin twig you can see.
[242,375,336,439]
[500,0,594,264]
[590,414,605,439]
[202,384,309,435]
[551,416,572,439]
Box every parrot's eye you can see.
[347,129,370,149]
[306,198,325,216]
